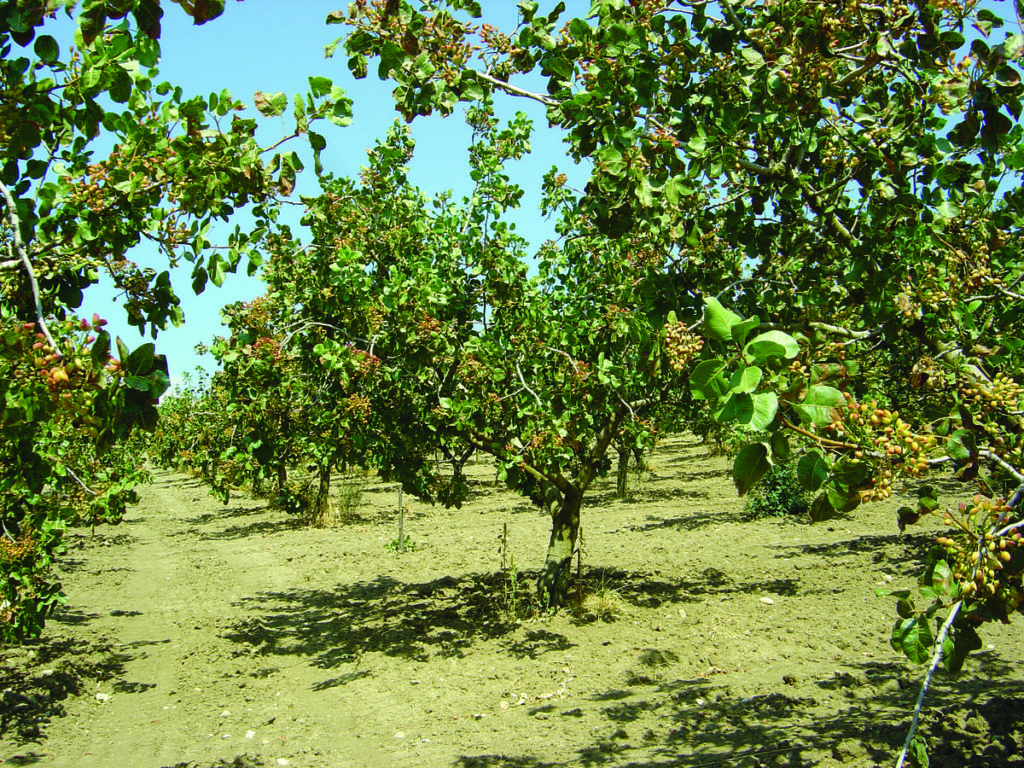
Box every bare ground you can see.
[3,435,1023,768]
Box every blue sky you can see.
[81,0,591,384]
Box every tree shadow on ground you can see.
[656,452,729,472]
[585,485,719,509]
[578,565,801,610]
[456,652,1024,768]
[777,530,937,576]
[185,505,271,526]
[220,564,808,692]
[220,572,529,681]
[160,757,267,768]
[0,637,133,749]
[196,518,297,541]
[618,507,737,533]
[157,474,212,492]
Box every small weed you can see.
[384,536,417,552]
[577,579,629,622]
[498,522,537,620]
[501,552,521,620]
[334,477,365,523]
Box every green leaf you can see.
[175,0,226,23]
[769,430,791,462]
[891,615,934,664]
[733,442,771,496]
[809,492,836,522]
[936,200,960,221]
[34,35,60,63]
[704,297,742,343]
[665,175,694,204]
[126,343,156,375]
[308,75,333,97]
[309,131,327,175]
[792,384,843,426]
[90,330,111,368]
[797,451,829,492]
[598,146,626,176]
[254,90,287,117]
[943,622,982,674]
[831,457,870,487]
[717,391,753,424]
[908,735,929,768]
[208,253,226,287]
[948,429,976,461]
[744,330,799,362]
[896,598,915,619]
[293,93,308,132]
[126,374,152,391]
[825,479,860,514]
[919,558,952,600]
[740,48,764,69]
[730,316,760,347]
[690,359,729,401]
[748,392,778,430]
[729,366,762,393]
[115,337,131,366]
[192,266,208,295]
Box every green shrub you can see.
[744,462,809,519]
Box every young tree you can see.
[250,105,740,605]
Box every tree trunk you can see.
[537,485,582,608]
[311,462,333,525]
[615,446,630,499]
[276,463,288,493]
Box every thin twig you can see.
[544,344,583,374]
[719,0,764,55]
[64,466,99,496]
[280,320,346,348]
[261,131,303,155]
[780,416,861,450]
[992,283,1024,302]
[618,394,637,421]
[0,180,61,356]
[515,359,543,407]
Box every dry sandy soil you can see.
[2,435,1023,768]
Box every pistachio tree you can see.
[0,0,348,640]
[228,104,714,605]
[339,0,1024,756]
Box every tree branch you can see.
[476,71,560,107]
[736,157,782,178]
[780,416,861,451]
[979,449,1024,485]
[64,466,99,496]
[516,359,544,407]
[895,602,961,768]
[0,180,61,357]
[719,0,764,55]
[836,54,881,86]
